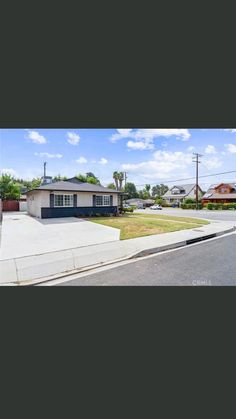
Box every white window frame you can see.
[54,194,74,207]
[95,195,111,206]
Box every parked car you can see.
[150,204,162,210]
[123,204,132,209]
[171,202,180,208]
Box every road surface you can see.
[54,232,236,286]
[135,208,236,222]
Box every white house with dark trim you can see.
[162,184,203,205]
[26,177,120,218]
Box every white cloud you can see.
[26,130,47,144]
[98,157,108,165]
[0,168,18,177]
[110,128,191,144]
[187,146,195,152]
[205,145,217,154]
[224,129,236,133]
[34,152,63,159]
[76,156,87,164]
[127,140,154,150]
[67,132,80,145]
[225,143,236,153]
[122,150,193,179]
[203,157,222,169]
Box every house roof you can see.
[162,184,198,199]
[125,198,145,204]
[202,193,236,200]
[202,183,236,199]
[26,180,119,194]
[125,198,155,204]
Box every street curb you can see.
[1,224,235,286]
[132,226,236,258]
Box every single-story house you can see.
[124,198,155,208]
[162,184,203,204]
[202,183,236,205]
[26,178,120,218]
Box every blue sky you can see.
[0,128,236,189]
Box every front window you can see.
[54,194,73,207]
[95,195,111,206]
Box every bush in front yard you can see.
[181,203,202,210]
[121,207,134,213]
[207,202,236,210]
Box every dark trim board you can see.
[41,206,118,218]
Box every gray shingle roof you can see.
[26,181,119,194]
[162,184,197,198]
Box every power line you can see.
[134,170,236,187]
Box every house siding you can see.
[41,206,118,218]
[27,190,118,218]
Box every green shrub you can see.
[122,207,134,213]
[207,202,236,210]
[184,198,196,204]
[181,203,202,210]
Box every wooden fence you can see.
[2,200,20,212]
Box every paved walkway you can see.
[0,212,120,260]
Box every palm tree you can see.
[118,172,124,190]
[113,171,119,190]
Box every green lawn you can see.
[134,212,209,225]
[89,213,209,240]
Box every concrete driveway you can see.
[0,212,120,260]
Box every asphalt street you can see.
[56,232,236,286]
[135,208,236,222]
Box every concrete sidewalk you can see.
[0,220,235,285]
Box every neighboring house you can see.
[162,184,203,204]
[125,198,155,208]
[202,183,236,205]
[26,180,120,219]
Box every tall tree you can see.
[152,184,168,197]
[118,172,124,190]
[53,174,68,182]
[86,173,100,184]
[144,184,151,197]
[107,183,116,190]
[76,174,87,183]
[124,182,138,199]
[0,174,21,200]
[76,173,100,185]
[160,183,168,196]
[113,171,119,190]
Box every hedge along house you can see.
[26,177,120,219]
[162,184,203,205]
[202,183,236,205]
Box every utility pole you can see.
[192,153,203,210]
[124,172,127,188]
[124,172,127,205]
[44,162,47,179]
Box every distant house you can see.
[202,183,236,205]
[125,198,155,208]
[162,184,203,205]
[26,179,120,219]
